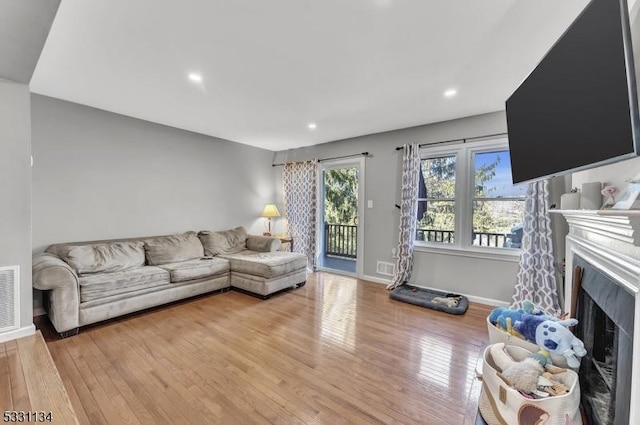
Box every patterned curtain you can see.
[512,179,561,315]
[387,144,421,290]
[283,160,318,272]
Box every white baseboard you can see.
[464,294,509,308]
[361,274,392,285]
[0,324,36,343]
[324,271,510,307]
[360,275,508,308]
[408,283,509,307]
[33,307,46,317]
[316,267,356,278]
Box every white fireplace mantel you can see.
[553,209,640,424]
[556,208,640,246]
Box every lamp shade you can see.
[260,204,281,218]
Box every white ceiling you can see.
[31,0,588,151]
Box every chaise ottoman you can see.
[198,227,308,298]
[221,250,307,298]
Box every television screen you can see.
[506,0,640,184]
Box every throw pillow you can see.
[47,241,145,275]
[198,226,247,256]
[144,231,204,265]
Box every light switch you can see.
[367,200,373,208]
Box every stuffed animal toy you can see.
[488,307,528,335]
[432,296,461,308]
[502,357,545,394]
[489,343,517,371]
[489,343,570,398]
[513,314,585,369]
[541,372,569,396]
[488,301,556,335]
[521,300,554,317]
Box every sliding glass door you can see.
[317,158,364,276]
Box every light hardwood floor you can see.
[0,331,79,424]
[39,273,492,425]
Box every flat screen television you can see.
[506,0,640,184]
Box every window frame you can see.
[414,137,523,262]
[416,152,458,244]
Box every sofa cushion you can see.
[246,235,281,252]
[144,232,204,265]
[221,250,307,279]
[78,266,170,303]
[157,257,230,283]
[198,227,247,256]
[47,241,145,275]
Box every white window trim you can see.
[415,137,523,260]
[316,157,366,278]
[414,243,521,262]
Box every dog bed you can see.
[389,284,469,315]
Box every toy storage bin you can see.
[479,344,581,425]
[486,316,570,368]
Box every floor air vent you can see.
[376,261,395,276]
[0,266,19,333]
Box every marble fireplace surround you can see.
[555,210,640,424]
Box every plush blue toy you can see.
[488,301,554,333]
[488,307,527,333]
[513,313,585,369]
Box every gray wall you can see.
[31,94,277,251]
[274,111,520,303]
[0,80,33,329]
[572,156,640,190]
[0,0,59,336]
[0,0,59,84]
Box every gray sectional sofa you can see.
[32,227,307,336]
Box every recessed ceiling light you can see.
[188,73,202,83]
[444,89,457,98]
[308,123,317,130]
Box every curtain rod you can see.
[394,132,508,151]
[272,152,370,167]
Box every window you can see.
[417,155,457,244]
[472,150,526,248]
[415,138,525,253]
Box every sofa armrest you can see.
[246,235,282,252]
[33,253,78,290]
[32,253,80,333]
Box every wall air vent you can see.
[376,261,395,276]
[0,266,19,333]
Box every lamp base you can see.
[263,217,273,237]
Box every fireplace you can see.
[555,210,640,425]
[574,256,634,425]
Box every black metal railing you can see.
[325,223,357,258]
[473,232,508,247]
[415,229,512,247]
[416,229,454,243]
